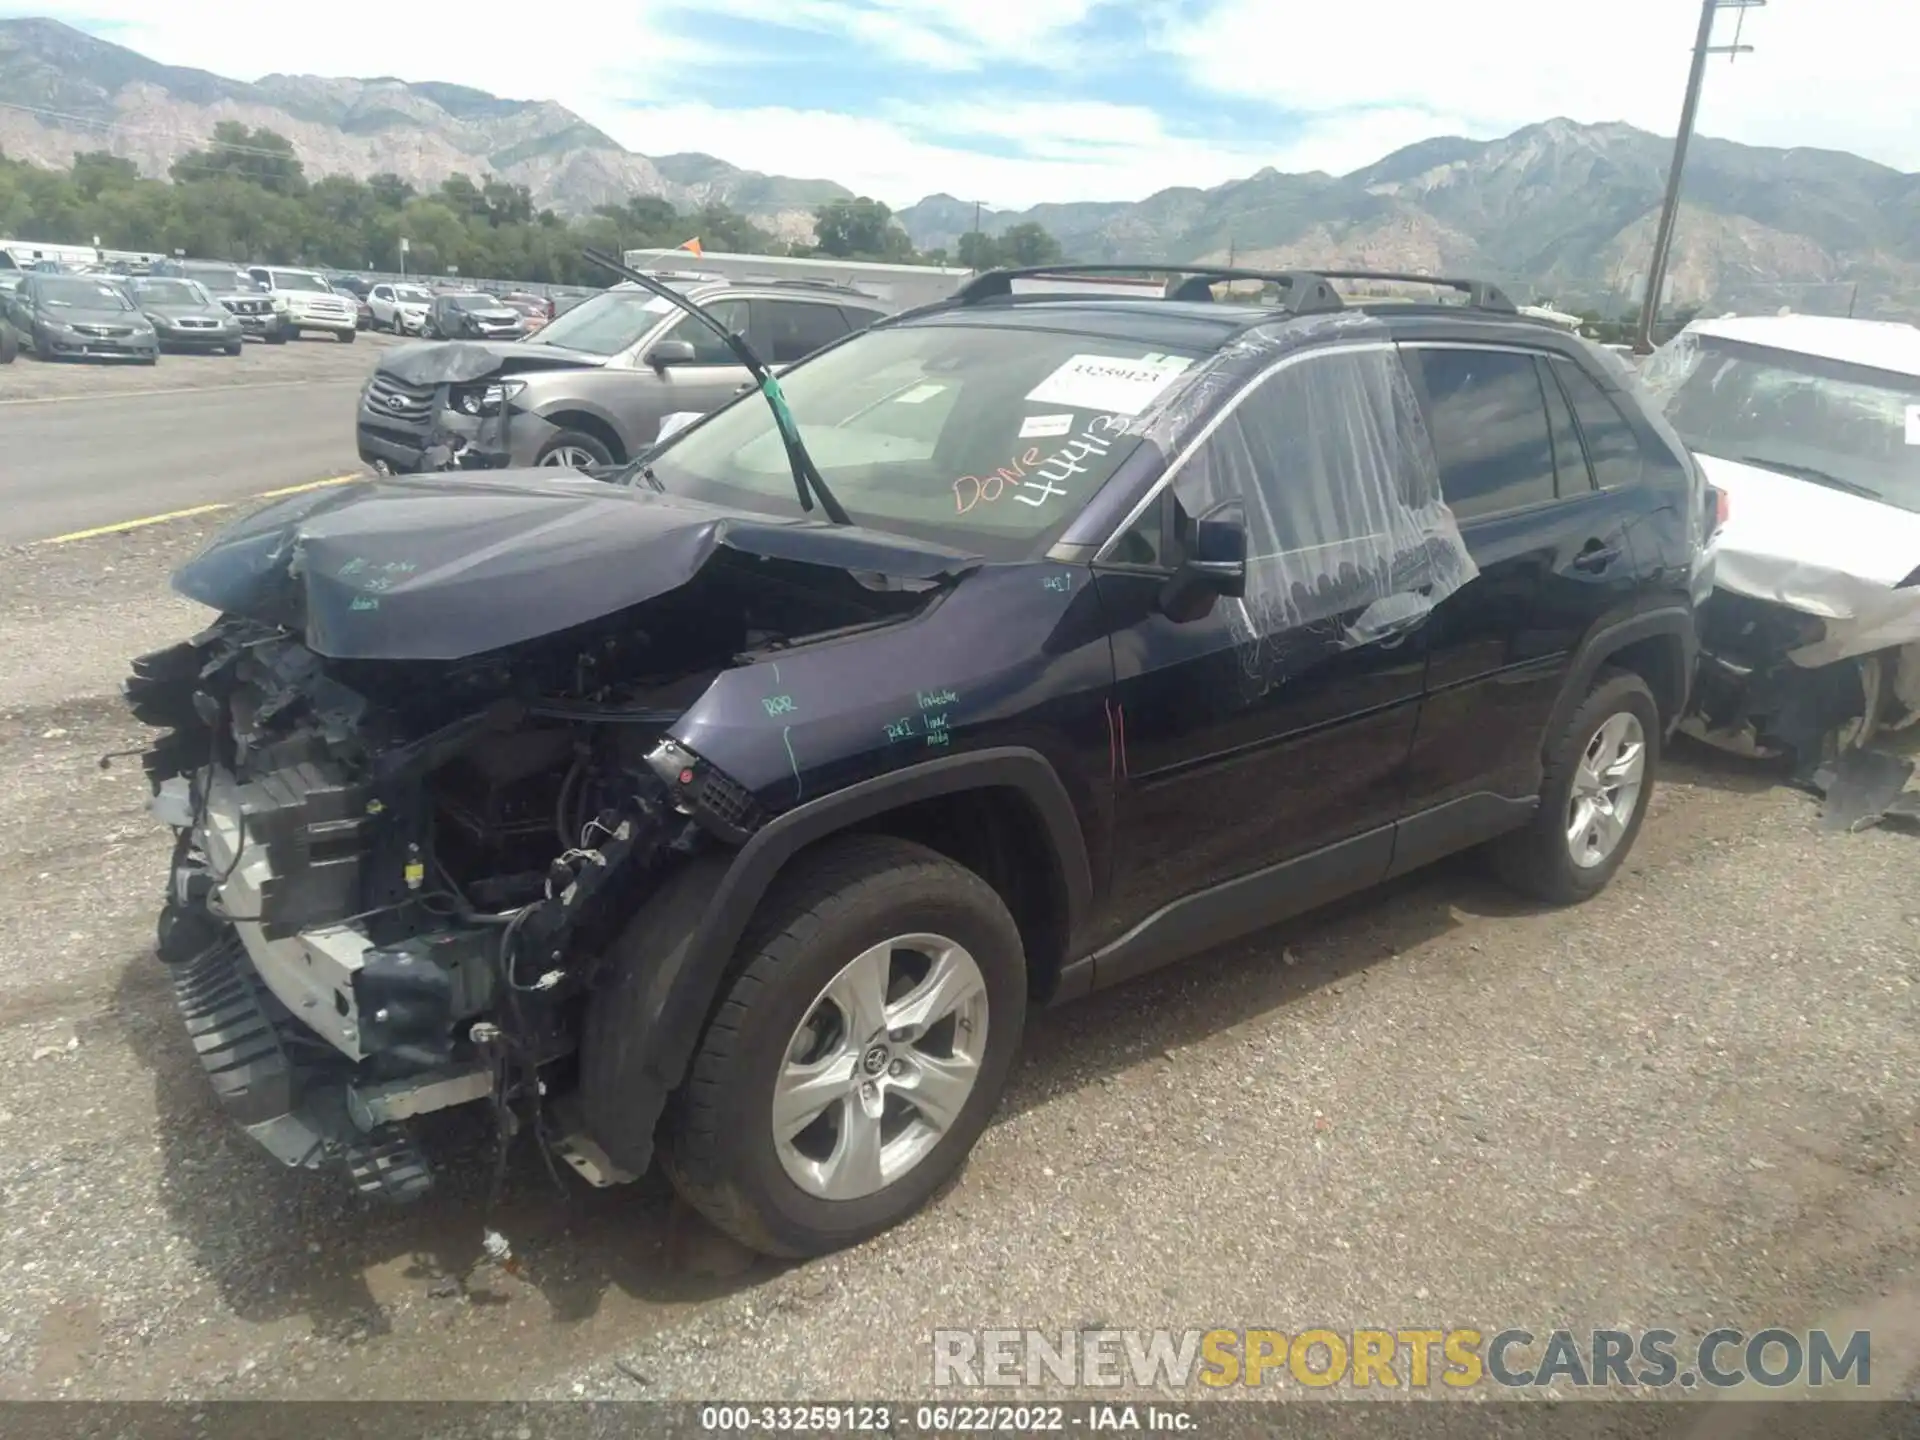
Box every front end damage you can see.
[126,472,973,1201]
[358,341,596,475]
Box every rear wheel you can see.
[536,431,615,468]
[653,835,1028,1258]
[1491,668,1660,904]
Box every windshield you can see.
[394,286,431,304]
[1654,333,1920,515]
[269,269,332,293]
[133,279,208,306]
[530,287,689,356]
[451,294,500,311]
[631,324,1195,560]
[36,277,135,310]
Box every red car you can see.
[500,294,550,332]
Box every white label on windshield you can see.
[1026,353,1192,416]
[1906,404,1920,445]
[657,411,702,442]
[1020,413,1075,439]
[893,382,945,404]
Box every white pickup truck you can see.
[245,266,358,342]
[367,282,434,335]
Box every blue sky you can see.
[14,1,1920,209]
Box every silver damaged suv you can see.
[355,278,892,473]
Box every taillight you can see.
[1714,485,1730,532]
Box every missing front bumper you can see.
[164,922,484,1201]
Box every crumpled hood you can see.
[170,471,982,662]
[378,339,600,386]
[1695,452,1920,665]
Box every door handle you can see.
[1573,543,1621,573]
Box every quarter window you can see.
[1412,348,1558,519]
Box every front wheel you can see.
[652,835,1027,1258]
[536,431,615,468]
[1491,667,1660,904]
[267,326,289,345]
[336,327,356,343]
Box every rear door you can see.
[1393,343,1643,864]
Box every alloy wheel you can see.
[540,446,603,468]
[1566,711,1647,869]
[771,933,989,1201]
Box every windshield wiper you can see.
[1737,455,1883,501]
[581,247,851,526]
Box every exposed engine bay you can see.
[127,507,952,1202]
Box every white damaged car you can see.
[1642,314,1920,765]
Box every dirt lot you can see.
[0,328,408,404]
[0,516,1915,1409]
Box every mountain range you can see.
[3,16,1917,315]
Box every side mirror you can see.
[646,339,698,370]
[1158,503,1248,620]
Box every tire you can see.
[337,327,356,344]
[225,342,243,356]
[0,327,16,364]
[139,354,158,366]
[1491,667,1660,905]
[267,326,289,345]
[643,834,1028,1258]
[535,430,616,468]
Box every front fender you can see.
[579,746,1091,1175]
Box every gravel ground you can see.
[0,518,1915,1410]
[0,328,407,404]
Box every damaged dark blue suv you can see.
[128,265,1711,1258]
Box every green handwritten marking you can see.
[917,688,958,710]
[349,596,380,612]
[763,694,797,717]
[884,717,916,742]
[337,557,367,577]
[771,662,781,685]
[1043,573,1072,593]
[782,724,802,799]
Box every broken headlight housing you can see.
[452,379,526,418]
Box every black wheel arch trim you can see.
[615,745,1091,1102]
[1547,603,1697,750]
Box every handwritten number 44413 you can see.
[952,418,1124,515]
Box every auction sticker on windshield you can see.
[1905,403,1919,445]
[1026,352,1193,416]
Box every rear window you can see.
[637,324,1202,560]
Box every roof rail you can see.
[954,264,1347,316]
[1314,269,1518,313]
[954,263,1523,316]
[761,277,873,296]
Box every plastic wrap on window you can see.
[1153,320,1476,685]
[1635,328,1705,410]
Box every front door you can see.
[638,298,754,423]
[1091,343,1443,978]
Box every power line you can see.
[0,97,304,160]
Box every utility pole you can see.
[1633,0,1765,354]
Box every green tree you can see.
[997,222,1062,267]
[171,122,306,196]
[955,230,999,269]
[813,196,910,258]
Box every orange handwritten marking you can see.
[954,447,1045,513]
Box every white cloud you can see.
[16,0,1920,216]
[1175,0,1920,173]
[605,100,1307,209]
